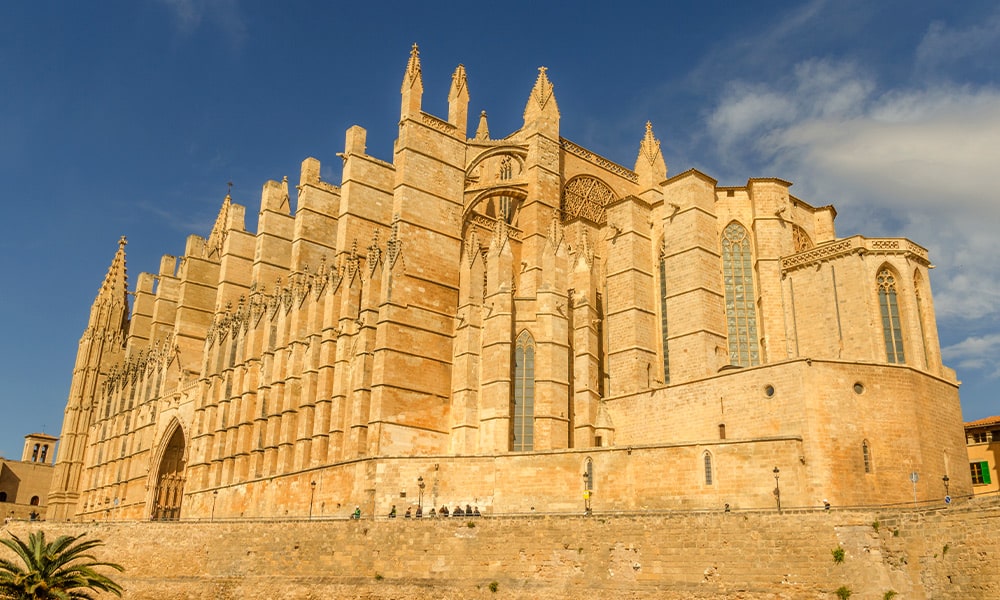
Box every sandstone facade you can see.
[47,46,968,523]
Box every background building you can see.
[47,48,969,522]
[965,416,1000,496]
[1,433,56,520]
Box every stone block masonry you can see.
[6,497,998,599]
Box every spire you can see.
[206,187,233,258]
[475,110,490,141]
[448,64,470,134]
[523,67,560,133]
[400,43,423,118]
[98,236,129,306]
[89,236,130,335]
[634,121,667,190]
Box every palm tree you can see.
[0,531,123,599]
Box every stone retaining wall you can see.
[4,497,998,599]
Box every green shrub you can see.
[488,581,499,593]
[831,546,845,564]
[835,586,852,599]
[883,591,897,600]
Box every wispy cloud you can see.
[915,9,1000,75]
[158,0,247,49]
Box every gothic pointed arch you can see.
[721,221,760,366]
[149,420,188,520]
[512,330,535,452]
[876,265,905,364]
[792,224,814,252]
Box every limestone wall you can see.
[6,497,998,599]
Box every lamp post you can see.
[309,481,317,519]
[773,466,781,513]
[417,476,425,513]
[211,490,218,522]
[942,475,950,504]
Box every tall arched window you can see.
[877,268,905,364]
[722,222,760,366]
[703,451,714,485]
[513,331,535,451]
[658,246,670,384]
[862,440,873,474]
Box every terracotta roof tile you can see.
[965,415,1000,428]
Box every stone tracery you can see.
[561,175,617,224]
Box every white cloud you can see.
[942,333,1000,379]
[704,55,1000,370]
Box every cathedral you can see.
[47,46,968,521]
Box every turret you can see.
[522,67,560,136]
[448,64,469,135]
[635,121,667,194]
[400,43,423,120]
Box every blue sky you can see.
[1,0,997,459]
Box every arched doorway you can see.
[151,426,186,520]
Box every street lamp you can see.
[417,476,425,513]
[773,466,781,513]
[211,490,218,522]
[309,481,317,519]
[942,475,950,503]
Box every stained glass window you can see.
[722,223,760,366]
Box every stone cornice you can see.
[780,236,930,274]
[559,138,638,183]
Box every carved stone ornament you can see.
[561,176,617,224]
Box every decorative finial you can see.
[118,235,127,249]
[475,110,490,140]
[227,181,233,199]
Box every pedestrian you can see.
[404,507,412,518]
[353,506,361,519]
[389,505,397,518]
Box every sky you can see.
[0,0,997,460]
